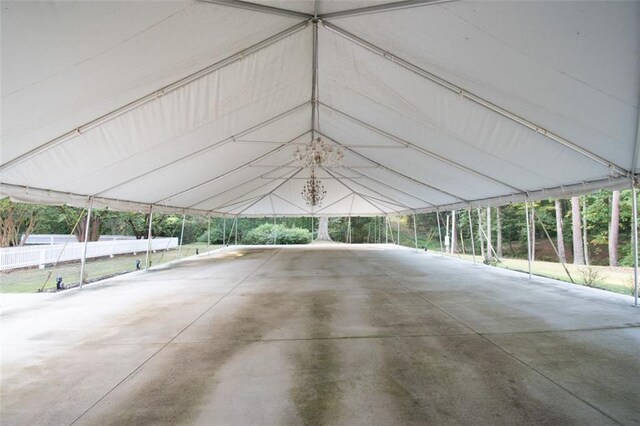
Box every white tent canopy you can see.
[2,0,639,217]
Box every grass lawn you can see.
[0,243,219,293]
[434,251,636,296]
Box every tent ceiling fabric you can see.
[1,0,638,217]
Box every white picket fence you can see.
[22,234,136,245]
[0,238,178,271]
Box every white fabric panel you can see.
[2,28,312,202]
[333,1,639,171]
[1,0,301,163]
[201,167,302,213]
[244,0,407,15]
[2,2,636,217]
[317,193,384,216]
[166,134,310,208]
[351,165,457,207]
[328,169,422,211]
[318,0,406,15]
[318,24,612,199]
[245,0,314,14]
[319,108,520,198]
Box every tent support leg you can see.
[235,216,238,245]
[385,215,388,244]
[79,197,94,289]
[178,213,186,260]
[535,204,574,283]
[436,211,444,255]
[632,179,638,306]
[397,216,400,245]
[468,208,476,265]
[207,217,211,253]
[525,200,532,279]
[348,216,352,243]
[145,206,154,270]
[413,213,418,251]
[223,216,226,247]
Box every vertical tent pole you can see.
[178,213,186,260]
[535,204,574,283]
[348,215,352,243]
[385,216,388,244]
[312,216,315,241]
[445,214,450,253]
[524,200,532,279]
[451,210,456,254]
[207,216,211,253]
[413,213,418,251]
[436,211,444,255]
[397,216,400,245]
[468,208,476,264]
[145,206,154,270]
[226,218,236,246]
[632,180,639,306]
[223,216,226,247]
[486,206,492,258]
[79,197,94,289]
[273,216,277,245]
[235,216,238,245]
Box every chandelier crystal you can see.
[294,135,343,207]
[294,137,344,169]
[301,169,327,207]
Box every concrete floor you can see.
[1,244,639,425]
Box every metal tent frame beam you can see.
[342,165,435,207]
[329,167,416,211]
[95,103,310,196]
[322,20,629,177]
[323,0,452,19]
[324,168,388,214]
[190,161,300,209]
[319,131,468,203]
[199,0,312,19]
[155,131,308,204]
[236,167,306,215]
[0,20,310,172]
[319,102,526,193]
[198,0,450,20]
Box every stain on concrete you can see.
[290,291,342,426]
[366,289,614,425]
[82,291,296,425]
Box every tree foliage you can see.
[1,189,637,267]
[243,224,311,245]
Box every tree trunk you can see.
[555,200,566,263]
[451,210,457,253]
[76,215,101,242]
[316,216,331,241]
[609,190,620,266]
[571,196,585,264]
[496,207,502,258]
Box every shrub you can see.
[243,224,311,245]
[578,266,606,287]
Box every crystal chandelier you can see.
[294,135,343,207]
[294,137,344,169]
[301,169,327,207]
